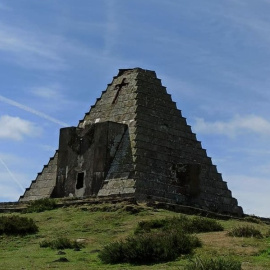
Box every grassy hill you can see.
[0,199,270,270]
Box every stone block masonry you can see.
[20,152,58,202]
[19,68,243,216]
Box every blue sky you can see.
[0,0,270,217]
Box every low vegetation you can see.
[0,215,38,235]
[228,225,263,239]
[99,215,223,264]
[184,257,241,270]
[24,198,57,213]
[243,215,262,224]
[0,201,270,269]
[265,228,270,238]
[134,215,224,234]
[99,230,201,264]
[40,237,83,250]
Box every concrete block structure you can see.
[20,68,243,216]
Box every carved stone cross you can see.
[112,78,128,104]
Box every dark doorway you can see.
[76,172,84,189]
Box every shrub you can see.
[99,230,201,264]
[265,229,270,238]
[24,198,57,213]
[243,215,262,224]
[228,225,263,239]
[135,215,224,235]
[188,216,224,233]
[40,237,83,250]
[185,257,241,270]
[134,218,168,234]
[0,215,38,235]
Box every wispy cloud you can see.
[28,83,85,116]
[0,22,67,70]
[27,83,71,105]
[39,144,56,152]
[193,115,270,137]
[215,1,270,48]
[159,74,201,99]
[0,170,27,202]
[30,84,65,100]
[228,147,270,156]
[0,95,69,126]
[103,0,118,56]
[248,160,270,176]
[0,115,41,140]
[0,152,34,167]
[0,157,24,191]
[0,18,123,72]
[0,181,21,202]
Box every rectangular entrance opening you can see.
[76,172,84,189]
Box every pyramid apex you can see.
[117,68,156,77]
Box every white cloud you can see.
[0,115,41,140]
[193,115,270,137]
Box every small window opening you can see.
[76,172,84,189]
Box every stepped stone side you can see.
[78,69,140,128]
[131,71,241,214]
[19,152,58,201]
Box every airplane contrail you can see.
[0,95,69,127]
[0,157,25,192]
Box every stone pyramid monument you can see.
[20,68,243,216]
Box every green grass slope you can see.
[0,201,270,270]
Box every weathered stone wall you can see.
[19,152,58,201]
[130,70,240,214]
[98,128,135,196]
[79,69,139,128]
[54,122,128,198]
